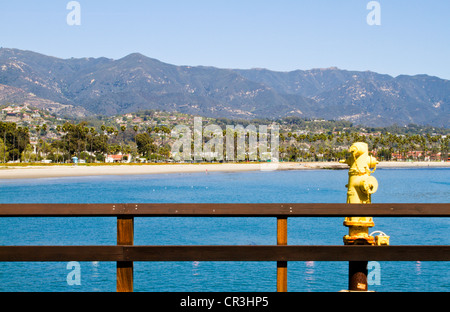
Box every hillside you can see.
[0,48,448,127]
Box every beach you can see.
[0,161,448,179]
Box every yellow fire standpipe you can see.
[340,142,389,291]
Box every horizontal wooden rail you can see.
[0,203,448,292]
[0,245,449,262]
[0,203,449,217]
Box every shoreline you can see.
[0,161,448,180]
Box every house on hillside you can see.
[23,113,32,121]
[1,106,14,115]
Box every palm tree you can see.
[9,123,17,162]
[52,125,61,163]
[38,138,44,160]
[16,126,22,162]
[35,125,40,160]
[83,126,89,161]
[101,124,106,143]
[107,126,115,140]
[89,127,96,162]
[105,126,115,155]
[133,125,139,162]
[160,125,171,147]
[22,126,29,162]
[120,125,126,154]
[0,122,6,163]
[133,125,138,143]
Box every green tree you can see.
[0,138,8,163]
[135,133,156,158]
[0,122,30,162]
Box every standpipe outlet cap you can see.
[359,176,378,194]
[368,155,378,169]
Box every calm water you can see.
[0,168,448,292]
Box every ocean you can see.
[0,167,448,292]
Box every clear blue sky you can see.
[1,0,449,79]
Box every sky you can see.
[0,0,449,79]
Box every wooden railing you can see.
[0,203,449,292]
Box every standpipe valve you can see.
[339,142,389,245]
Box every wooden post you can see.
[277,217,288,292]
[117,216,134,292]
[349,261,368,291]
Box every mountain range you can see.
[0,48,448,127]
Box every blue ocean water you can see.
[0,168,448,292]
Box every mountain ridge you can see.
[0,48,448,127]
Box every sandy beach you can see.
[0,161,448,179]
